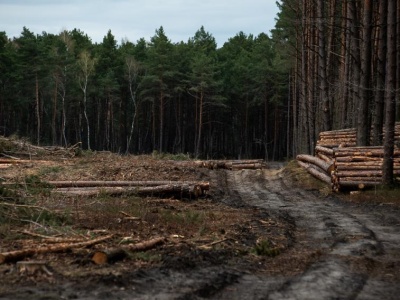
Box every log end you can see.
[92,252,108,265]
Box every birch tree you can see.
[77,50,95,150]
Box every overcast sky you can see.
[1,0,280,47]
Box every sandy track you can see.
[213,169,400,300]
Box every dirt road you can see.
[2,166,400,299]
[212,168,400,299]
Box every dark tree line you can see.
[275,0,399,184]
[0,26,289,160]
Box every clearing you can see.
[0,152,400,299]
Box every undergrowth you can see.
[151,150,191,161]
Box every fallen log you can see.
[0,164,12,169]
[92,236,165,265]
[0,159,22,164]
[231,163,264,170]
[198,159,265,170]
[297,160,332,184]
[47,180,209,190]
[53,184,206,198]
[296,154,334,174]
[0,234,113,264]
[20,230,87,244]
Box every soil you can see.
[0,153,400,299]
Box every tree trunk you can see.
[0,235,113,264]
[371,0,388,145]
[357,0,373,146]
[317,0,331,131]
[35,73,40,145]
[382,0,397,185]
[52,77,58,146]
[195,90,204,158]
[349,0,361,128]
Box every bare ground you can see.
[0,153,400,299]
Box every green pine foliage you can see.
[0,25,289,160]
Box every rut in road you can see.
[213,169,400,300]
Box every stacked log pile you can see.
[297,122,400,191]
[331,147,400,191]
[317,128,357,148]
[317,123,400,148]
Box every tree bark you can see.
[297,160,332,184]
[53,184,206,198]
[371,0,388,145]
[0,235,113,264]
[48,180,209,189]
[382,0,397,185]
[357,0,373,146]
[296,154,334,173]
[317,0,331,131]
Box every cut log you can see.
[47,180,210,190]
[338,181,381,187]
[335,156,384,162]
[0,234,113,264]
[336,170,400,177]
[20,230,86,243]
[338,177,383,182]
[231,163,264,170]
[316,153,334,164]
[53,184,206,198]
[315,145,334,156]
[198,159,265,170]
[296,154,334,174]
[297,160,332,184]
[92,237,165,265]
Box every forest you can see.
[0,0,399,164]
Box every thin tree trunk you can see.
[372,0,387,145]
[357,0,373,146]
[35,73,40,145]
[195,90,204,158]
[382,0,397,185]
[317,0,331,131]
[349,0,361,128]
[340,0,350,128]
[52,77,58,146]
[159,79,164,153]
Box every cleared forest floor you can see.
[0,152,399,299]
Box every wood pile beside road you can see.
[331,147,400,191]
[297,123,400,192]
